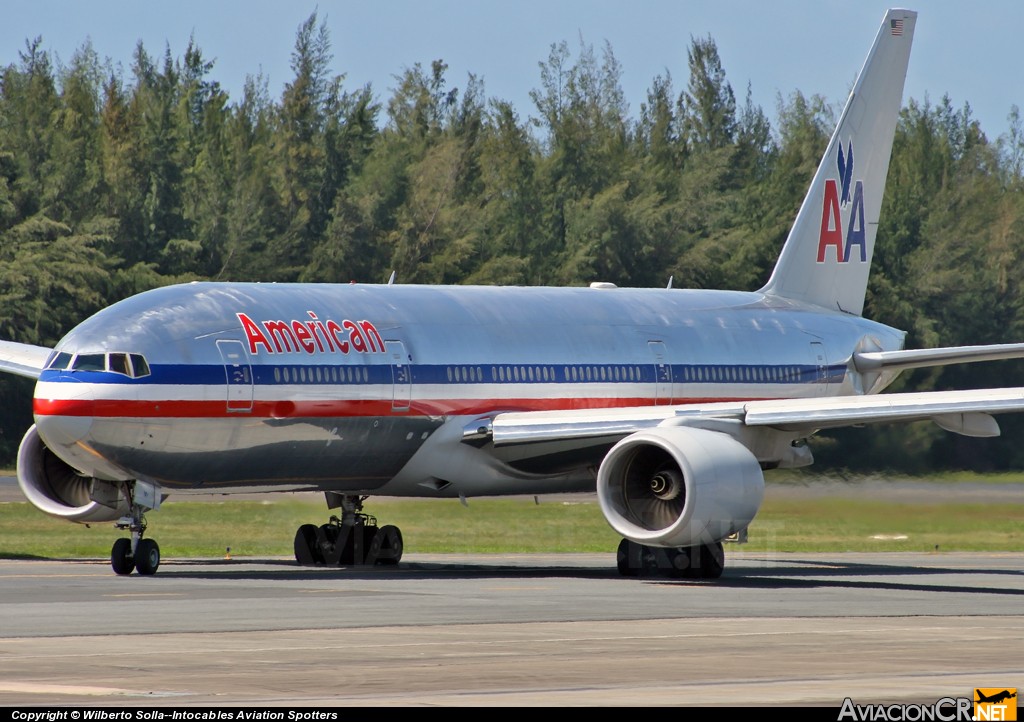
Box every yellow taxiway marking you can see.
[104,592,185,598]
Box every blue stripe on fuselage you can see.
[38,362,847,386]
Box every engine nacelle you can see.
[597,427,764,548]
[16,425,130,523]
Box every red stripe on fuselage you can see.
[33,396,760,419]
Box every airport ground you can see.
[0,477,1021,707]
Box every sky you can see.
[2,1,1023,141]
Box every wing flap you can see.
[487,402,746,446]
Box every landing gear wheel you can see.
[135,539,160,575]
[111,538,134,575]
[346,524,381,565]
[294,524,321,565]
[614,539,724,579]
[616,538,641,577]
[298,496,406,568]
[367,525,403,565]
[697,541,725,579]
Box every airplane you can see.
[3,7,1024,579]
[976,690,1017,705]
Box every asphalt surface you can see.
[1,551,1022,706]
[1,475,1022,707]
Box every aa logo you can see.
[975,688,1017,720]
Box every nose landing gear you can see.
[110,480,162,576]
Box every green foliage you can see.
[0,25,1022,473]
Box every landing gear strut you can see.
[616,538,724,579]
[110,481,161,576]
[294,495,403,567]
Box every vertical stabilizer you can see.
[760,8,916,315]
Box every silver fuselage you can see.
[32,282,904,496]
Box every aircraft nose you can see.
[33,376,96,447]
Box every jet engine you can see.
[596,426,764,548]
[16,425,129,523]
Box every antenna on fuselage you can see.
[666,276,674,289]
[387,270,396,285]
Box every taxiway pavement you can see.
[1,551,1022,706]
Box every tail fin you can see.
[760,8,916,315]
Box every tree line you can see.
[2,12,1024,471]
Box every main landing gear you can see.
[616,538,725,580]
[293,494,403,567]
[111,482,161,576]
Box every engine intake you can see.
[597,427,764,548]
[16,425,129,523]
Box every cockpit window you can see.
[108,353,130,376]
[71,354,106,371]
[129,354,151,378]
[65,352,151,378]
[46,352,73,370]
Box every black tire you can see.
[111,538,134,576]
[616,538,641,577]
[368,525,403,565]
[697,541,725,579]
[293,524,320,565]
[135,539,160,575]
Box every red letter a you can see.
[816,179,844,263]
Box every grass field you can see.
[1,487,1022,559]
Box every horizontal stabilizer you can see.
[854,342,1024,372]
[742,387,1024,432]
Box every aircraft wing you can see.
[484,387,1024,445]
[0,340,52,379]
